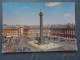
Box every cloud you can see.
[45,2,61,7]
[24,6,29,8]
[64,13,71,17]
[31,12,35,15]
[25,7,29,8]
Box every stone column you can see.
[39,9,43,43]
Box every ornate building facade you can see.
[3,25,21,38]
[51,27,76,39]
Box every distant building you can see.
[27,28,51,37]
[3,25,21,38]
[3,23,76,39]
[51,27,76,39]
[27,28,40,37]
[22,26,29,36]
[3,24,8,26]
[43,28,51,36]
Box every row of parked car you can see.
[44,36,75,42]
[14,47,31,52]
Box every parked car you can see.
[60,39,65,42]
[71,39,75,41]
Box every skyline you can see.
[2,2,75,25]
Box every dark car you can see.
[60,40,65,42]
[71,40,75,41]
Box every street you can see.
[2,35,77,53]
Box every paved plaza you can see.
[2,35,77,53]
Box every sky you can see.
[2,2,75,25]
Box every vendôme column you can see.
[39,9,43,43]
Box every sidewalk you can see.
[28,40,62,51]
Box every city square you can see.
[2,2,77,53]
[2,34,77,53]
